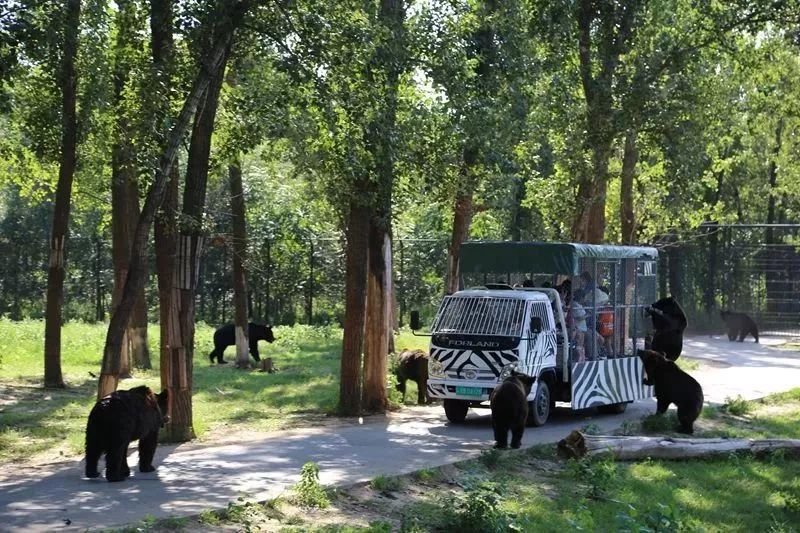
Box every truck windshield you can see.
[432,296,526,336]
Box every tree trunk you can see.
[765,118,784,313]
[572,0,638,244]
[667,244,681,301]
[620,129,638,245]
[99,0,246,401]
[94,235,104,322]
[509,176,527,242]
[558,431,800,461]
[445,192,473,294]
[361,0,404,413]
[110,0,139,380]
[572,139,612,243]
[229,160,250,369]
[44,0,80,389]
[150,0,183,432]
[340,200,371,415]
[363,226,391,413]
[703,170,724,315]
[168,37,229,439]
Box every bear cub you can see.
[85,386,169,482]
[490,371,536,449]
[395,349,430,404]
[720,310,759,343]
[638,349,703,434]
[209,322,275,364]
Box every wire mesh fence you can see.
[659,224,800,337]
[0,234,449,327]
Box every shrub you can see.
[724,395,753,416]
[438,482,519,532]
[566,456,618,500]
[371,474,403,492]
[294,462,330,509]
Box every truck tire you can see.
[598,401,629,414]
[443,399,469,423]
[527,381,551,427]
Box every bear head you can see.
[637,349,671,381]
[647,296,688,332]
[252,323,275,343]
[507,370,536,396]
[156,389,169,425]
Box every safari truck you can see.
[412,242,657,425]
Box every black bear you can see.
[638,349,703,434]
[646,296,688,362]
[85,386,169,482]
[209,322,275,364]
[395,349,429,404]
[720,310,759,343]
[489,371,536,449]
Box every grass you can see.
[0,320,435,465]
[178,389,800,533]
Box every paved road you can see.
[1,335,798,532]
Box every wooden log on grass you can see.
[557,431,800,461]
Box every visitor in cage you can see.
[596,286,615,357]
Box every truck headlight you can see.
[428,358,445,378]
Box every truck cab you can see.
[426,286,564,424]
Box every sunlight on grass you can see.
[0,320,359,464]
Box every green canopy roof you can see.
[460,241,658,276]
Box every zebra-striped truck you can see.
[417,241,658,425]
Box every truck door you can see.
[517,300,557,378]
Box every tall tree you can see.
[150,0,185,436]
[421,0,531,292]
[229,158,251,369]
[362,0,407,413]
[99,0,251,401]
[43,0,80,389]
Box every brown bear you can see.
[720,310,759,343]
[490,371,536,449]
[395,349,429,404]
[638,349,703,434]
[85,386,169,482]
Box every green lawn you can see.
[0,319,433,465]
[171,388,800,533]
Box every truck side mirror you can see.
[530,316,542,334]
[410,310,421,331]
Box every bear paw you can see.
[85,470,100,479]
[139,464,156,473]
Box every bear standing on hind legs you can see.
[638,349,703,434]
[645,296,688,362]
[490,371,536,449]
[85,386,169,482]
[720,310,759,343]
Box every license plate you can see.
[456,386,483,397]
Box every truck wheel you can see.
[443,399,469,423]
[527,381,551,427]
[598,402,629,414]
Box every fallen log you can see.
[557,431,800,461]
